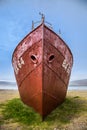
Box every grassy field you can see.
[0,90,87,130]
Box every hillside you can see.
[0,81,16,88]
[70,79,87,86]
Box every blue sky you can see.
[0,0,87,82]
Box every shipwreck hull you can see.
[12,24,73,119]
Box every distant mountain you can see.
[0,81,16,86]
[1,79,87,87]
[70,79,87,86]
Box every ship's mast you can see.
[32,13,52,30]
[39,12,45,24]
[32,21,34,30]
[32,12,45,30]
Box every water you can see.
[0,85,87,91]
[68,86,87,90]
[0,85,18,90]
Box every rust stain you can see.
[12,21,73,120]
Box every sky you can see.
[0,0,87,82]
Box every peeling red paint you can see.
[12,23,73,119]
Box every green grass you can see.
[2,98,41,125]
[0,96,87,129]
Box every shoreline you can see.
[0,89,87,103]
[0,89,19,103]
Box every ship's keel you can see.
[18,62,67,120]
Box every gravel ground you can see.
[0,89,87,130]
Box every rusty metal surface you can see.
[12,23,73,119]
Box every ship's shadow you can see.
[45,96,85,123]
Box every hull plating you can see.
[12,24,73,119]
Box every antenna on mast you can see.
[39,12,45,23]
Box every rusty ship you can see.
[12,13,73,120]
